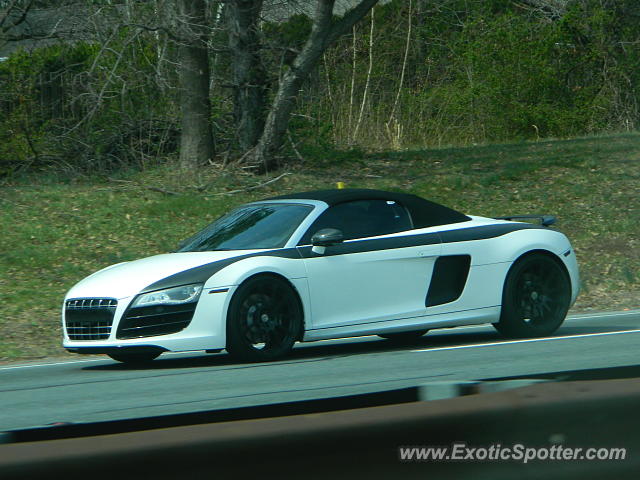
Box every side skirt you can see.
[302,306,500,342]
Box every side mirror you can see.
[311,228,344,247]
[311,228,344,254]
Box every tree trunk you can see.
[177,0,214,169]
[226,0,267,151]
[245,0,379,172]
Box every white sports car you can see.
[63,189,580,364]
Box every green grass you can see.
[1,132,639,361]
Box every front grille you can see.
[65,298,117,340]
[116,303,196,339]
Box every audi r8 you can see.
[63,189,580,363]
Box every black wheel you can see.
[494,253,571,338]
[107,351,161,364]
[226,275,303,362]
[378,330,429,341]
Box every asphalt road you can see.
[1,310,640,432]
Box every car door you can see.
[297,199,442,329]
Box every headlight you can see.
[131,284,203,308]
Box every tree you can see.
[240,0,379,172]
[176,0,215,169]
[1,0,34,49]
[226,0,268,151]
[0,0,74,50]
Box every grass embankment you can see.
[1,133,638,361]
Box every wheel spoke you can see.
[269,296,288,315]
[266,329,284,347]
[495,255,571,338]
[230,278,299,358]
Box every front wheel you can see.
[494,253,571,338]
[226,275,303,362]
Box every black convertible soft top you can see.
[267,188,471,228]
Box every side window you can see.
[299,199,412,244]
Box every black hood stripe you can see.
[141,249,301,293]
[141,223,543,293]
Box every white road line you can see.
[2,311,638,371]
[412,328,640,353]
[0,351,193,371]
[567,310,640,320]
[0,359,106,371]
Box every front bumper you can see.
[62,287,235,354]
[65,345,169,355]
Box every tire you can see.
[378,330,429,342]
[107,351,161,364]
[226,275,303,362]
[494,253,571,338]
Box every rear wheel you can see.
[494,253,571,338]
[107,351,161,364]
[226,275,303,362]
[378,330,429,342]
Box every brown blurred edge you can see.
[1,377,639,479]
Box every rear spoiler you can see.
[494,215,556,227]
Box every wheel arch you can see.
[494,248,573,337]
[491,227,578,305]
[502,249,572,300]
[228,271,306,341]
[510,249,571,284]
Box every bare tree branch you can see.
[0,0,33,34]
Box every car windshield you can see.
[177,203,313,251]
